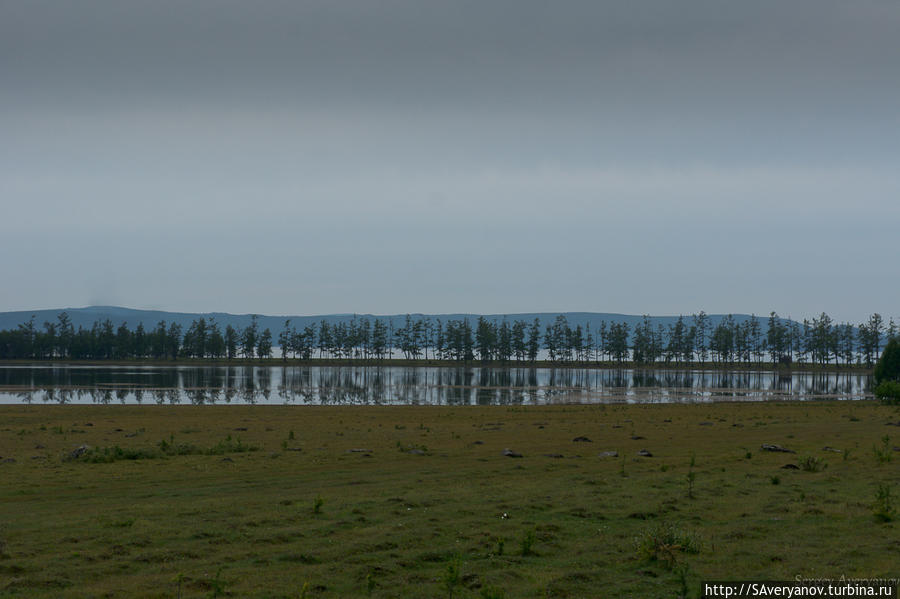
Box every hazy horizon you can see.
[3,1,898,324]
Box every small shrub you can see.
[745,451,752,460]
[686,470,696,499]
[444,554,462,599]
[686,453,697,499]
[288,429,295,440]
[206,436,258,455]
[313,495,324,515]
[873,484,896,522]
[874,381,900,405]
[677,565,692,599]
[495,537,505,556]
[770,475,781,485]
[172,572,185,599]
[208,567,226,598]
[480,586,506,599]
[635,523,700,569]
[520,528,536,556]
[873,436,893,464]
[799,456,825,472]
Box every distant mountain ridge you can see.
[0,305,785,336]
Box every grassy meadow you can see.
[1,401,898,598]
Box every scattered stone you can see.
[822,446,843,453]
[84,422,93,427]
[637,449,653,457]
[473,440,484,445]
[612,425,623,428]
[886,422,900,427]
[502,448,523,458]
[406,449,426,456]
[69,445,89,460]
[114,428,123,432]
[761,444,795,454]
[221,457,234,463]
[781,463,799,470]
[2,458,15,464]
[234,427,248,431]
[543,453,564,459]
[631,435,646,440]
[663,419,672,423]
[699,422,713,426]
[572,436,592,443]
[284,447,302,452]
[34,444,45,449]
[348,449,372,453]
[732,423,744,428]
[31,455,46,460]
[537,425,545,429]
[598,451,618,458]
[125,433,138,438]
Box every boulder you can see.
[69,445,89,460]
[502,448,523,458]
[598,450,619,458]
[572,436,592,442]
[761,444,795,454]
[637,449,653,457]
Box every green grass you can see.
[0,401,898,597]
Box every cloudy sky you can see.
[2,0,898,323]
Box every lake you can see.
[0,364,874,405]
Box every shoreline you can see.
[0,357,876,374]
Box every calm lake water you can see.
[0,364,874,405]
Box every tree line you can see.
[0,311,895,367]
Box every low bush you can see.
[71,436,258,463]
[873,484,896,522]
[874,381,900,405]
[799,456,826,472]
[635,523,700,569]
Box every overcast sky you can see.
[2,0,898,324]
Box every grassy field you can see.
[1,402,898,598]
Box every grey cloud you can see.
[1,1,898,322]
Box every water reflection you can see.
[0,365,874,406]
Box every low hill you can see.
[0,306,781,337]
